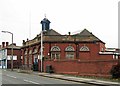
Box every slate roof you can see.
[5,44,21,49]
[22,29,104,47]
[43,29,104,43]
[76,29,92,36]
[72,29,103,42]
[43,29,61,35]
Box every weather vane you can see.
[44,13,46,18]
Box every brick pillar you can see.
[21,49,24,65]
[26,48,29,67]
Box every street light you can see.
[40,30,43,72]
[1,31,13,71]
[38,30,43,72]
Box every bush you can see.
[110,63,120,78]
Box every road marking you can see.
[23,79,40,84]
[6,74,17,79]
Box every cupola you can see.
[40,17,51,31]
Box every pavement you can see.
[6,69,120,86]
[34,72,120,86]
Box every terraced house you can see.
[21,17,120,77]
[0,42,21,69]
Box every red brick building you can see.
[0,42,21,69]
[21,18,119,77]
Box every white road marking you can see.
[6,74,17,79]
[23,79,40,84]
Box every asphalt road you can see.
[1,69,96,86]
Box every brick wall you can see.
[7,49,21,68]
[43,59,118,77]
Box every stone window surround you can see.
[80,45,90,51]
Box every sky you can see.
[0,0,119,48]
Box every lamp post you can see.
[38,31,43,72]
[1,31,13,71]
[40,30,43,72]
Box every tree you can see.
[110,62,120,78]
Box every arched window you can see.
[65,46,75,51]
[65,46,75,59]
[29,49,32,54]
[24,49,27,64]
[80,46,90,51]
[51,46,61,60]
[51,46,61,51]
[24,49,27,55]
[28,49,32,65]
[32,47,38,64]
[33,47,38,54]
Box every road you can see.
[1,69,96,86]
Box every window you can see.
[115,55,118,59]
[24,50,27,55]
[66,52,74,59]
[51,46,61,60]
[29,56,32,64]
[65,46,75,59]
[33,48,38,54]
[80,45,90,51]
[29,50,32,54]
[65,46,75,51]
[7,56,17,60]
[51,46,61,51]
[51,53,60,60]
[113,54,119,59]
[34,55,38,63]
[24,56,27,65]
[101,48,104,51]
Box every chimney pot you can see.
[68,32,71,35]
[6,42,9,47]
[2,42,5,48]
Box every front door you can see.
[33,55,38,71]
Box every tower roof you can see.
[41,18,51,23]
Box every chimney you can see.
[6,42,9,47]
[2,42,5,48]
[68,32,71,35]
[12,43,16,46]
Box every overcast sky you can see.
[0,0,119,48]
